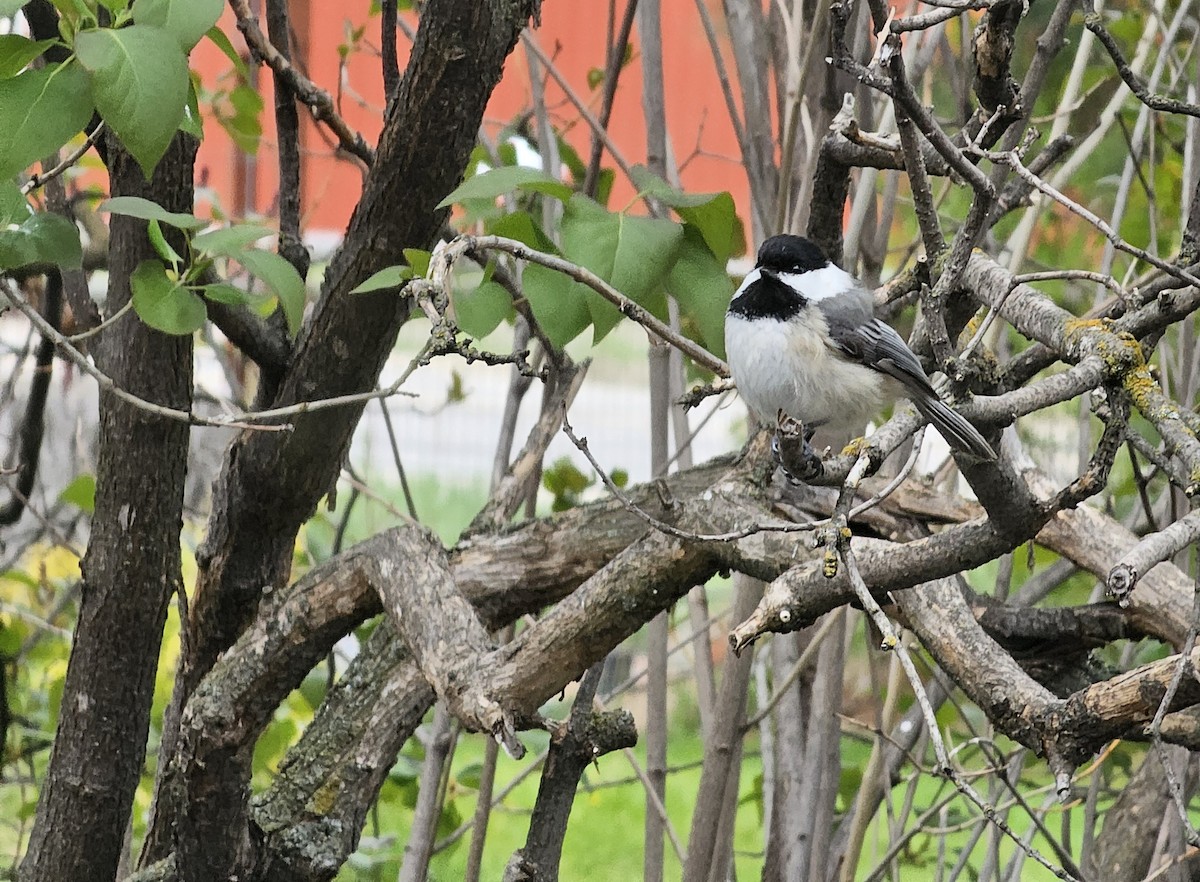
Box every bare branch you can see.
[230,0,374,166]
[1108,509,1200,601]
[440,235,728,376]
[1084,11,1200,119]
[502,667,637,881]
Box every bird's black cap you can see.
[756,234,830,274]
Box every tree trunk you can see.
[18,131,197,882]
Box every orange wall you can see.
[190,2,750,242]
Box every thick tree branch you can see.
[148,0,543,863]
[377,527,522,754]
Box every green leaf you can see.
[0,36,57,79]
[544,458,591,494]
[147,218,183,268]
[350,264,413,294]
[437,165,573,209]
[235,249,305,335]
[485,210,557,253]
[630,165,743,262]
[0,0,27,15]
[192,223,275,255]
[402,248,431,278]
[594,167,616,208]
[522,262,592,349]
[437,799,463,841]
[456,761,484,790]
[214,80,262,154]
[132,0,223,51]
[130,259,206,334]
[75,24,189,176]
[451,278,512,338]
[198,283,252,306]
[179,75,203,140]
[58,474,96,514]
[666,225,733,359]
[676,193,743,264]
[542,456,594,511]
[0,61,94,182]
[630,165,722,208]
[0,212,82,270]
[99,195,206,231]
[204,26,249,78]
[556,135,586,181]
[560,195,684,341]
[0,181,30,227]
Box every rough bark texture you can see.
[144,0,542,865]
[1085,746,1181,881]
[81,418,1200,879]
[18,133,196,882]
[185,0,542,702]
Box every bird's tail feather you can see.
[912,397,996,461]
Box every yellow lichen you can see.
[307,774,342,815]
[841,437,867,457]
[822,550,838,578]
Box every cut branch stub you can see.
[503,665,636,882]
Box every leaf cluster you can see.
[433,157,744,355]
[99,196,305,335]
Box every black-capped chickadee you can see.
[725,234,996,474]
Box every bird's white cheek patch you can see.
[730,267,762,304]
[776,265,856,302]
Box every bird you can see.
[724,234,996,476]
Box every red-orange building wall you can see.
[190,2,751,244]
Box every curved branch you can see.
[0,271,61,525]
[230,0,375,166]
[1108,509,1200,601]
[1083,11,1200,119]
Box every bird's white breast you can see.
[725,308,889,431]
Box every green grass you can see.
[335,704,768,882]
[304,472,488,553]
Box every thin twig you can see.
[440,234,728,375]
[583,0,640,197]
[63,299,134,343]
[229,0,374,166]
[741,610,844,730]
[838,548,1080,881]
[1146,557,1200,846]
[21,124,105,196]
[974,145,1200,289]
[1083,11,1200,119]
[519,33,636,184]
[4,280,420,430]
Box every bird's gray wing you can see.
[820,307,939,399]
[820,303,996,459]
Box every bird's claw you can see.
[773,414,823,483]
